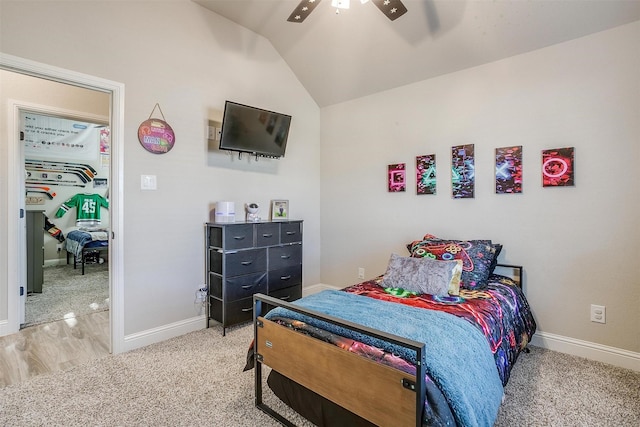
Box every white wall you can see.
[0,1,321,340]
[1,1,636,361]
[320,21,640,354]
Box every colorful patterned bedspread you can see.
[250,274,536,426]
[342,273,537,386]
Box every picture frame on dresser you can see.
[270,200,289,221]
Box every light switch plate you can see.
[208,120,221,141]
[140,174,157,190]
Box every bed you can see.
[64,229,109,275]
[246,234,537,427]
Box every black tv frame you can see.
[218,101,291,159]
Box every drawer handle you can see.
[233,236,246,240]
[241,261,253,266]
[286,231,295,235]
[279,295,291,301]
[280,255,290,259]
[280,275,292,281]
[241,307,253,312]
[262,233,273,238]
[241,285,253,289]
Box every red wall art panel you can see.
[388,163,406,192]
[542,147,574,187]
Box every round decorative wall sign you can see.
[138,104,175,154]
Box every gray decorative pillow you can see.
[380,253,462,296]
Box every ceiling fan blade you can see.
[371,0,407,21]
[287,0,323,23]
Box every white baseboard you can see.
[303,283,341,297]
[303,286,640,372]
[531,331,640,372]
[119,289,639,373]
[121,284,339,353]
[0,319,10,337]
[122,315,206,353]
[44,258,68,267]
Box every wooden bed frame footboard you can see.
[253,294,427,427]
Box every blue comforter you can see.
[65,230,94,258]
[265,290,504,427]
[65,229,108,258]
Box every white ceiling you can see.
[194,0,640,107]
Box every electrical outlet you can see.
[358,267,365,279]
[590,304,606,324]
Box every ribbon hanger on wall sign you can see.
[137,103,176,154]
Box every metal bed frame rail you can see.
[253,293,427,427]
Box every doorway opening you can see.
[20,108,111,331]
[0,53,125,354]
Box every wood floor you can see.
[0,310,110,388]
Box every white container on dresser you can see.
[205,220,303,335]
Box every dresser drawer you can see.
[210,249,267,276]
[268,265,302,293]
[223,224,254,250]
[280,222,302,244]
[225,248,267,276]
[209,295,254,326]
[256,223,280,247]
[268,244,302,270]
[209,272,223,299]
[225,272,267,302]
[264,284,303,314]
[208,224,254,249]
[270,284,302,301]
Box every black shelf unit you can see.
[205,220,303,335]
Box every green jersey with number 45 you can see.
[55,193,109,228]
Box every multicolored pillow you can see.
[380,253,462,296]
[489,243,503,275]
[406,234,498,290]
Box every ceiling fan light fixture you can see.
[331,0,350,10]
[288,0,406,23]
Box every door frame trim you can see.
[0,52,125,353]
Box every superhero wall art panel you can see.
[495,146,523,194]
[416,154,436,195]
[388,163,406,192]
[451,144,475,199]
[542,147,574,187]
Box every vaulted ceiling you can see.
[194,0,640,107]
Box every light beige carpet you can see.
[25,263,109,327]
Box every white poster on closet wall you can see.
[21,111,102,161]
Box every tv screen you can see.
[218,101,291,158]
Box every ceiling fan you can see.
[287,0,408,23]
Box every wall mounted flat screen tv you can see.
[219,101,292,158]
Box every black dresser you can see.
[205,220,303,335]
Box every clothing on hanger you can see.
[55,193,109,228]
